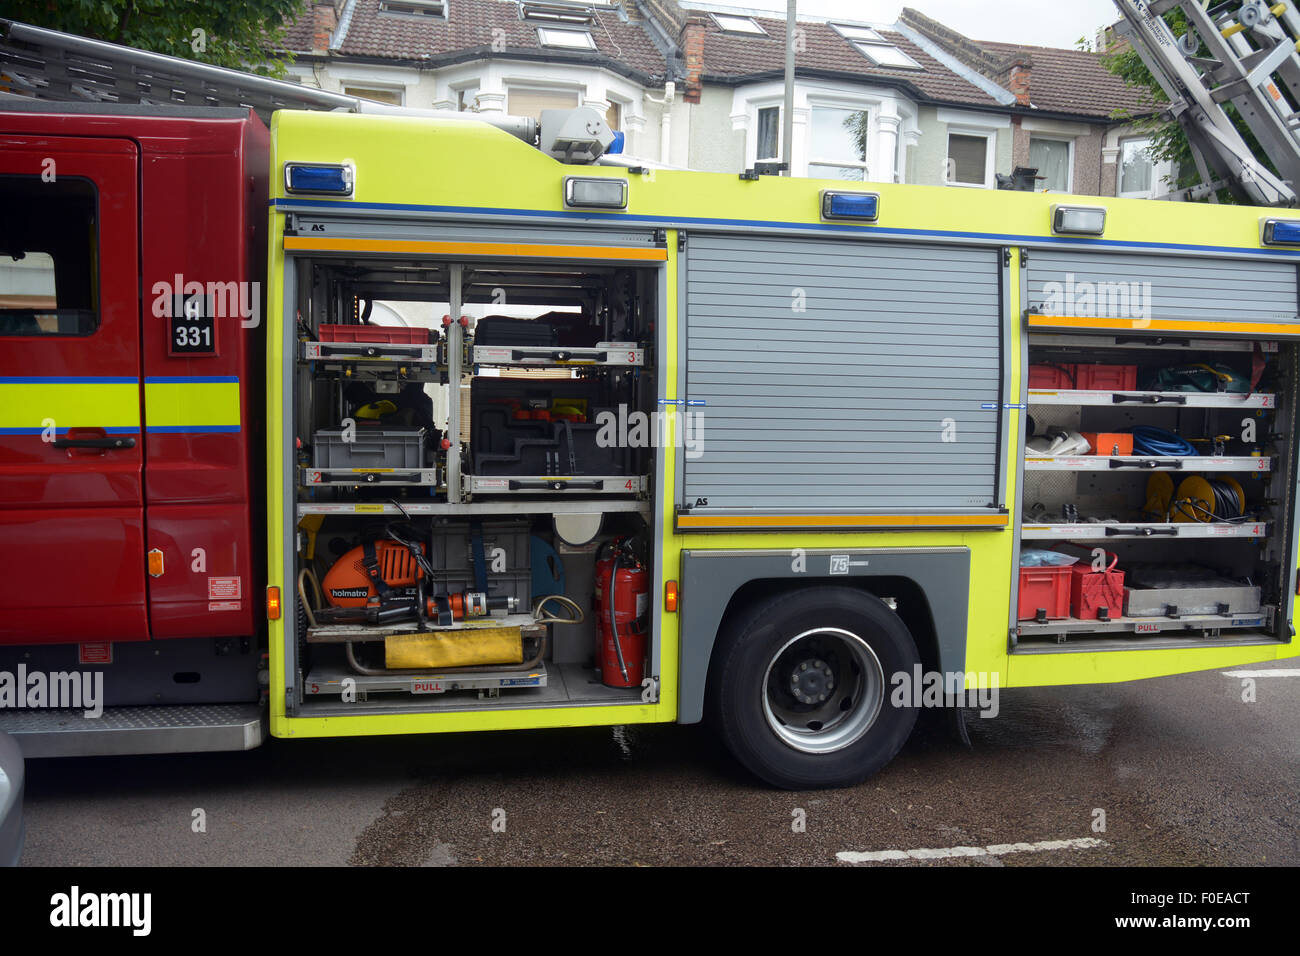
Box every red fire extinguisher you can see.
[594,539,648,688]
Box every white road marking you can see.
[836,837,1106,864]
[1222,669,1300,678]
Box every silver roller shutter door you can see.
[683,234,1004,513]
[1025,249,1299,327]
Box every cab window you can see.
[0,176,99,336]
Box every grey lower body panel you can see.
[0,704,265,758]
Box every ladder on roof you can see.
[1112,0,1300,206]
[0,18,358,121]
[0,18,537,144]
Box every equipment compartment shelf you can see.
[1028,389,1276,409]
[1025,456,1270,472]
[471,342,644,367]
[1017,610,1269,638]
[1020,521,1268,540]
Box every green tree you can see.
[5,0,308,77]
[1103,10,1276,202]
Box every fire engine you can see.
[2,12,1300,789]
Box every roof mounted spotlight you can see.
[564,176,628,209]
[1051,204,1106,237]
[1261,217,1300,245]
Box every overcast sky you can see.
[702,0,1123,49]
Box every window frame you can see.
[506,83,583,121]
[711,13,767,35]
[378,0,448,19]
[0,173,101,338]
[946,129,994,189]
[806,101,874,182]
[342,84,405,107]
[1117,135,1159,199]
[830,23,923,71]
[755,105,782,163]
[536,26,597,50]
[1028,135,1074,194]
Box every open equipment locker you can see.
[285,232,661,714]
[1012,246,1300,652]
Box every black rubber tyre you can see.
[708,586,921,790]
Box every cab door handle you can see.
[52,429,136,449]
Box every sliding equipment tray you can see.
[1028,389,1276,409]
[302,466,441,487]
[465,474,648,495]
[304,661,548,697]
[471,342,644,367]
[1017,609,1269,638]
[1025,455,1270,472]
[1021,521,1267,540]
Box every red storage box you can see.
[318,324,430,345]
[1074,363,1137,391]
[1028,363,1076,389]
[1017,564,1072,621]
[1069,553,1125,620]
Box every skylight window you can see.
[711,13,766,35]
[538,27,597,49]
[379,0,447,18]
[521,1,596,25]
[831,23,923,70]
[834,24,885,42]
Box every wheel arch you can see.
[676,547,971,724]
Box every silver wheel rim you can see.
[761,627,885,754]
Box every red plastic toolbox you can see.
[1074,363,1137,391]
[318,324,430,345]
[1017,564,1072,621]
[1028,363,1076,389]
[1069,553,1125,621]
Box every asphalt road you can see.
[15,660,1300,867]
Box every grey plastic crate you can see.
[425,520,533,609]
[312,426,426,470]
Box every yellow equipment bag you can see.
[384,626,523,669]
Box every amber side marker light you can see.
[665,580,679,613]
[267,586,282,621]
[147,548,165,578]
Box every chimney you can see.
[681,16,706,104]
[1008,56,1032,107]
[311,0,340,55]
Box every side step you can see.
[0,704,265,758]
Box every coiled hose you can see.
[1130,426,1197,457]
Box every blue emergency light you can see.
[1262,217,1300,245]
[821,190,880,222]
[284,163,354,196]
